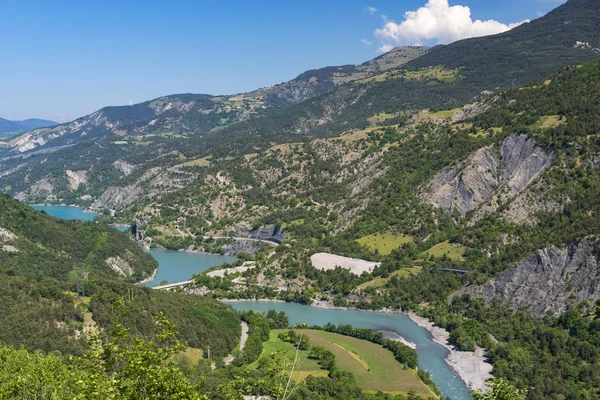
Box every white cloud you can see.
[375,0,529,50]
[361,39,372,46]
[379,44,394,53]
[128,100,133,106]
[367,6,378,14]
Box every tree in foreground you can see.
[472,379,526,400]
[0,300,206,400]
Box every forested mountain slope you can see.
[0,275,241,358]
[170,58,600,399]
[0,194,156,281]
[1,46,427,156]
[0,195,241,365]
[2,0,599,209]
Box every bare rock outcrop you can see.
[249,225,286,243]
[92,185,140,210]
[451,101,491,123]
[114,160,135,176]
[501,134,553,195]
[133,217,149,241]
[106,256,133,276]
[66,170,87,190]
[471,240,600,315]
[426,146,498,215]
[424,134,553,218]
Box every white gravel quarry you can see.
[310,253,379,275]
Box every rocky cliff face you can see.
[92,185,140,210]
[423,134,554,219]
[426,146,499,216]
[249,225,286,243]
[470,240,600,315]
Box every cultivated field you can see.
[259,329,434,398]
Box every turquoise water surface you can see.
[144,249,236,287]
[225,301,472,400]
[33,205,99,221]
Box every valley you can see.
[3,0,600,398]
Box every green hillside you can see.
[0,194,156,281]
[2,1,600,207]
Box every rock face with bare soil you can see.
[470,240,600,315]
[423,134,553,219]
[92,185,140,210]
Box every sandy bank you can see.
[408,313,493,392]
[207,262,256,277]
[376,330,418,349]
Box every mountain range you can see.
[0,117,58,134]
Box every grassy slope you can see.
[357,233,414,256]
[422,241,466,261]
[358,267,422,290]
[261,329,434,398]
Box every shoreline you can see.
[135,267,158,285]
[408,313,493,392]
[134,248,236,286]
[221,298,492,392]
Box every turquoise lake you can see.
[33,205,236,287]
[33,205,99,221]
[35,205,471,399]
[144,249,237,287]
[225,301,472,400]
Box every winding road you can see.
[224,321,249,365]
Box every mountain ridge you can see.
[0,117,58,134]
[3,46,429,155]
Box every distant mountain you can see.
[0,117,58,134]
[0,118,27,133]
[1,0,599,204]
[2,46,429,153]
[13,118,59,131]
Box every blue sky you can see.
[0,0,566,122]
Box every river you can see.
[33,205,236,286]
[225,301,472,400]
[36,205,471,399]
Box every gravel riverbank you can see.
[408,313,493,392]
[222,298,492,391]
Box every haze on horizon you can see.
[0,0,564,123]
